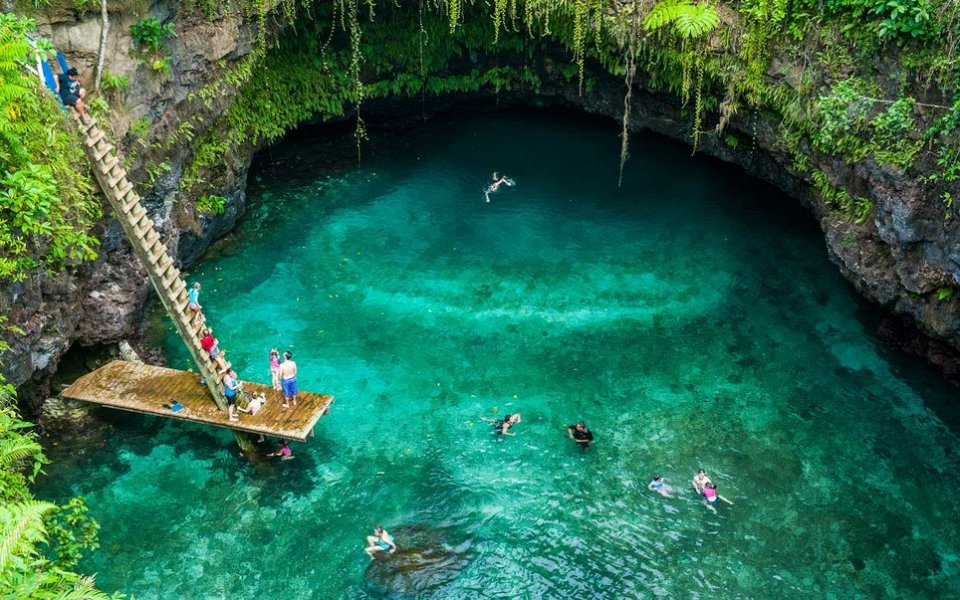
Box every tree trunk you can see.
[94,0,108,91]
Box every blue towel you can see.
[41,59,57,94]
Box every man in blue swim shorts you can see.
[277,351,298,408]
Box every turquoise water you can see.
[40,112,960,598]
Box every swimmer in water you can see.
[701,482,733,513]
[481,412,522,436]
[648,475,673,497]
[692,468,712,495]
[485,172,513,202]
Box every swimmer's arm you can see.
[719,495,734,505]
[480,417,495,423]
[647,482,657,490]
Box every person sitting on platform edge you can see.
[238,392,265,416]
[55,67,90,123]
[278,351,298,408]
[567,421,594,450]
[223,368,240,422]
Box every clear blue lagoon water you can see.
[39,112,960,598]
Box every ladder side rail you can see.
[76,118,227,410]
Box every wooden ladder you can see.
[74,115,232,411]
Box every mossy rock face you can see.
[364,524,471,597]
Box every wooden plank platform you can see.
[62,360,333,442]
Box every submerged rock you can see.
[364,525,471,597]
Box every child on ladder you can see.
[188,282,203,326]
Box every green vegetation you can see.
[169,0,958,224]
[197,194,226,215]
[130,17,175,56]
[0,14,99,283]
[0,328,115,598]
[129,17,175,73]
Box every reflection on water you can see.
[39,112,960,598]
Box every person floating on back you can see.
[364,526,397,559]
[269,348,281,391]
[223,368,240,422]
[187,282,203,325]
[701,482,733,513]
[278,351,298,408]
[484,172,514,202]
[482,412,522,436]
[55,67,90,123]
[566,421,594,450]
[648,475,673,497]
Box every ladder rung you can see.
[121,190,139,212]
[216,361,232,374]
[157,254,174,273]
[141,228,159,246]
[97,156,123,175]
[179,298,191,314]
[148,243,167,264]
[107,172,125,189]
[86,130,105,147]
[117,181,135,203]
[81,117,98,133]
[162,267,180,288]
[129,206,147,223]
[94,144,115,163]
[170,279,186,299]
[134,218,154,240]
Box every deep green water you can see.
[39,112,960,598]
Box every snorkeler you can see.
[648,475,673,497]
[484,172,515,202]
[481,412,522,436]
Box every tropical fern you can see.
[0,500,57,573]
[643,0,719,40]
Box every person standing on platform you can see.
[278,351,298,408]
[269,348,281,390]
[224,369,240,422]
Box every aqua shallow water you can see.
[40,112,960,598]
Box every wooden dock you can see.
[62,361,333,442]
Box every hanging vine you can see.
[619,0,640,187]
[642,0,720,147]
[445,0,464,32]
[493,0,509,44]
[572,0,589,94]
[348,0,366,165]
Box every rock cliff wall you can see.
[4,1,255,403]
